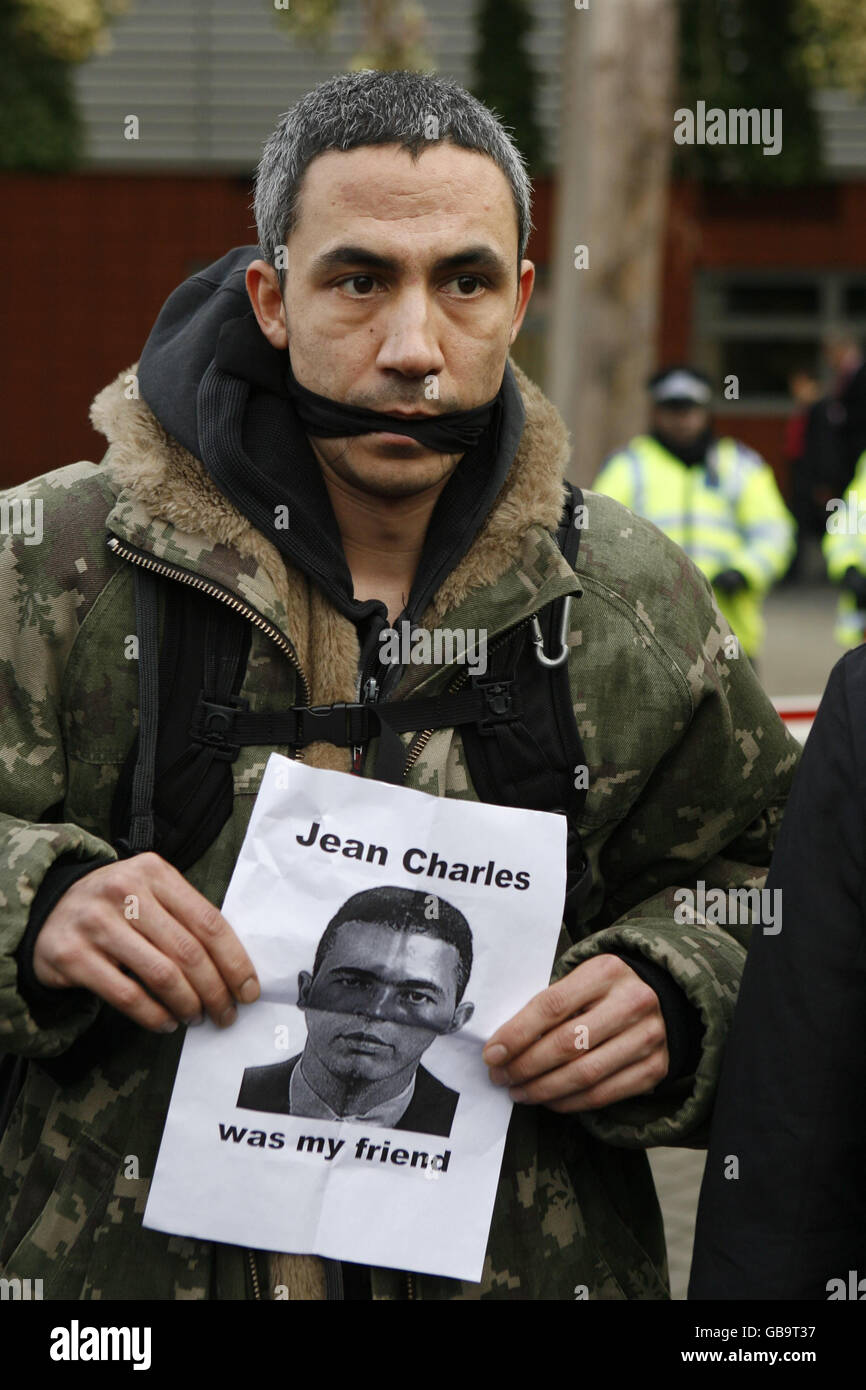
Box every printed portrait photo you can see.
[237,885,475,1138]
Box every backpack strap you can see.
[122,566,160,853]
[114,483,593,935]
[457,483,592,936]
[112,573,252,870]
[0,1054,28,1142]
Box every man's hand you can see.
[842,565,866,609]
[482,954,668,1112]
[712,568,748,596]
[32,852,260,1033]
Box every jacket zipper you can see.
[108,533,312,1301]
[353,675,379,774]
[372,616,530,1300]
[401,613,555,1299]
[402,616,532,776]
[247,1249,263,1301]
[106,534,312,708]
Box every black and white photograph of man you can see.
[237,886,474,1137]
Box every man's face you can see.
[652,403,710,448]
[824,338,861,373]
[247,141,535,499]
[298,920,473,1084]
[788,371,820,406]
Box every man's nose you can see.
[360,984,393,1019]
[375,287,445,380]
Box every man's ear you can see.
[508,259,535,347]
[246,258,288,349]
[445,1000,474,1033]
[297,970,313,1009]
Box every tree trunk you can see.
[547,0,678,485]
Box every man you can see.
[593,366,795,660]
[689,646,866,1299]
[0,70,799,1301]
[822,445,866,647]
[237,886,472,1138]
[783,364,833,584]
[822,332,866,495]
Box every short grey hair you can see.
[253,69,533,283]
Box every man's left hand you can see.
[712,567,748,596]
[482,954,669,1113]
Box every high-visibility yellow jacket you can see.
[593,434,795,656]
[822,448,866,646]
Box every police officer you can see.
[593,366,795,660]
[822,445,866,646]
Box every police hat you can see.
[647,366,712,407]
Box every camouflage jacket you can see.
[0,357,800,1300]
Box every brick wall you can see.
[1,173,255,488]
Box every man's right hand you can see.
[842,565,866,609]
[32,852,260,1033]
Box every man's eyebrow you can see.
[310,243,511,281]
[399,977,446,998]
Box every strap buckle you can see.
[474,679,520,735]
[299,702,370,747]
[190,693,249,762]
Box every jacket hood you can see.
[136,247,258,461]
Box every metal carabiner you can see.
[530,594,572,668]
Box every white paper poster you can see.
[143,753,567,1283]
